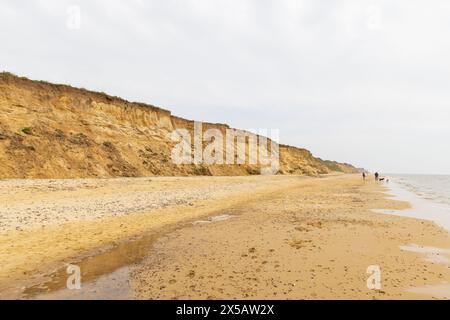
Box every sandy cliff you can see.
[0,72,357,178]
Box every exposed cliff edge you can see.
[0,72,357,178]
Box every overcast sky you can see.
[1,0,450,174]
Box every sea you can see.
[376,174,450,232]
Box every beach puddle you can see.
[27,267,133,300]
[22,233,159,300]
[192,214,233,225]
[400,244,450,266]
[407,282,450,299]
[21,212,236,299]
[400,244,450,298]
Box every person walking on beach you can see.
[375,172,379,181]
[362,172,366,181]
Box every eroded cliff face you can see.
[0,73,357,178]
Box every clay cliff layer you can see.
[0,73,357,178]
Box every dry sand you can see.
[1,174,450,299]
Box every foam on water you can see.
[390,174,450,207]
[374,174,450,233]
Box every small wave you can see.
[391,174,450,206]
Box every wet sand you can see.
[1,174,450,299]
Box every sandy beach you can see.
[1,174,450,299]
